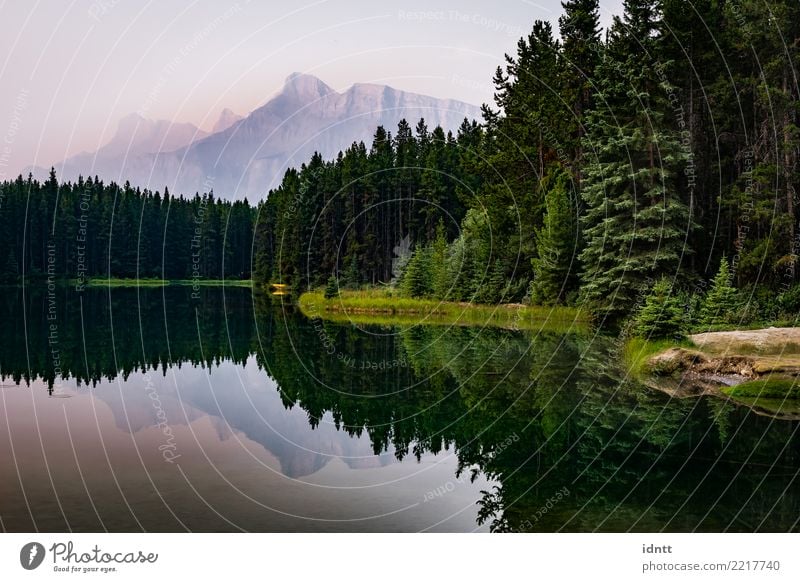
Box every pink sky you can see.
[0,0,621,177]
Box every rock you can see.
[648,347,708,376]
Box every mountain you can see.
[212,108,243,133]
[33,74,481,200]
[37,114,208,184]
[100,113,208,157]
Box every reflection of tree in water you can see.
[3,286,798,531]
[0,286,256,389]
[261,312,800,532]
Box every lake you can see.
[0,286,798,532]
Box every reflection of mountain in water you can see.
[2,285,799,531]
[85,354,395,479]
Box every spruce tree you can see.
[699,257,738,327]
[401,245,432,298]
[529,169,579,305]
[430,221,449,299]
[634,277,685,338]
[559,0,601,169]
[578,0,693,319]
[324,274,339,299]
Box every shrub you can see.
[779,284,800,314]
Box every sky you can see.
[0,0,623,177]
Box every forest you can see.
[0,170,255,281]
[1,0,798,329]
[252,0,800,328]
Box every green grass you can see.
[298,289,591,332]
[722,377,800,399]
[723,396,800,415]
[73,278,252,288]
[172,279,253,287]
[621,337,695,379]
[79,277,168,287]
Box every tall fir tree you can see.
[579,0,693,318]
[529,168,580,305]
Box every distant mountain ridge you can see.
[31,74,481,200]
[212,108,243,133]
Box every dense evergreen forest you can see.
[0,170,255,281]
[253,0,800,324]
[1,0,798,326]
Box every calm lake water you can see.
[0,286,798,532]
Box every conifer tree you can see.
[430,221,450,299]
[699,257,738,327]
[634,277,685,338]
[578,0,693,319]
[401,245,432,298]
[324,274,339,299]
[558,0,601,169]
[529,169,579,305]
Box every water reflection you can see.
[0,286,798,532]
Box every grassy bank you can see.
[73,278,252,288]
[298,289,591,332]
[722,378,800,399]
[621,337,695,379]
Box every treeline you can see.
[0,170,255,281]
[252,120,483,290]
[254,0,800,323]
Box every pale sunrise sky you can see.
[0,0,623,176]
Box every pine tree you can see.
[529,169,579,305]
[476,260,508,304]
[343,253,360,289]
[324,274,339,299]
[476,20,564,299]
[430,221,449,299]
[699,257,738,327]
[578,1,693,319]
[633,277,685,338]
[401,245,432,298]
[559,0,601,170]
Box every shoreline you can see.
[638,327,800,412]
[297,290,591,332]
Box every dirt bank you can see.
[645,328,800,405]
[650,328,800,378]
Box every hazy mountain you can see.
[101,113,208,157]
[36,114,208,184]
[34,73,480,200]
[212,108,244,133]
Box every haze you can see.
[0,0,621,178]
